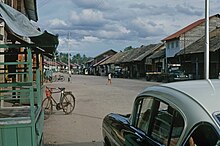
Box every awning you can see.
[0,2,58,54]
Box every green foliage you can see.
[59,53,68,64]
[124,46,133,51]
[57,53,91,65]
[71,53,91,64]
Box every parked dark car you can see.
[145,70,189,82]
[169,69,189,81]
[102,80,220,146]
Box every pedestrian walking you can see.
[106,73,112,85]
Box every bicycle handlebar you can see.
[46,86,65,94]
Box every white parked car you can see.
[102,80,220,146]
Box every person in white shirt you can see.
[106,73,112,85]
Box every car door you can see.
[126,96,185,146]
[149,99,185,146]
[124,97,159,146]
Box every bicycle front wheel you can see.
[61,93,75,114]
[42,97,53,120]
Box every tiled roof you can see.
[162,14,219,41]
[44,61,59,66]
[56,62,67,66]
[70,63,79,67]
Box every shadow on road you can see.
[44,141,103,146]
[72,112,103,120]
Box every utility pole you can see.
[68,32,71,82]
[54,53,57,72]
[205,0,209,79]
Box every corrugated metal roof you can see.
[93,56,111,66]
[101,44,161,65]
[100,51,126,65]
[134,43,163,61]
[176,27,220,56]
[120,44,158,63]
[162,14,219,41]
[94,49,117,59]
[148,45,165,59]
[0,2,58,54]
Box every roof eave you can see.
[24,0,38,21]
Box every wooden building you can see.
[162,14,220,65]
[176,28,220,79]
[87,49,117,76]
[101,44,162,78]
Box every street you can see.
[44,74,159,146]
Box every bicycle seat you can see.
[58,87,65,91]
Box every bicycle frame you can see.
[43,86,75,118]
[46,87,65,107]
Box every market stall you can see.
[0,2,58,146]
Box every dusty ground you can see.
[43,74,159,146]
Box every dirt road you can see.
[43,75,159,146]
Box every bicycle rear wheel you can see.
[61,93,75,114]
[42,97,53,120]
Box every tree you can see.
[56,52,91,65]
[71,53,91,65]
[59,53,68,64]
[124,46,133,51]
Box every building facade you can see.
[163,14,220,58]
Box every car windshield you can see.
[170,70,184,75]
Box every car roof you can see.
[136,80,220,138]
[140,80,219,116]
[163,80,220,112]
[139,80,220,115]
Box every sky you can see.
[36,0,219,57]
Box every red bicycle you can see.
[42,86,75,119]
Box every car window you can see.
[150,100,184,146]
[184,123,219,146]
[214,112,220,126]
[135,97,154,133]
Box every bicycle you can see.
[42,86,75,120]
